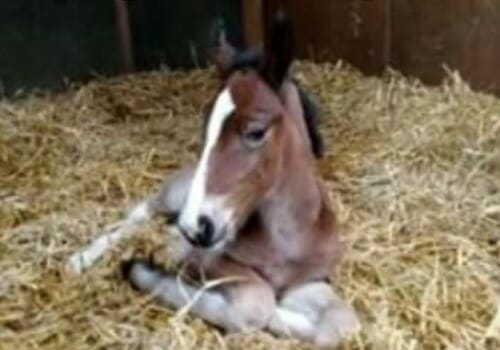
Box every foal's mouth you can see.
[177,223,230,250]
[162,212,218,248]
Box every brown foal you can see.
[69,13,359,348]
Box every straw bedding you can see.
[0,61,499,350]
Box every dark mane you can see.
[296,84,324,158]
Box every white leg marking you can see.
[178,89,235,236]
[68,199,154,274]
[267,282,360,348]
[268,307,315,338]
[127,261,267,332]
[131,263,229,327]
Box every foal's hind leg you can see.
[267,282,360,348]
[122,257,276,333]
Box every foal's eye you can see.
[242,126,267,149]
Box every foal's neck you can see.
[261,120,321,238]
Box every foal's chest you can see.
[227,226,333,291]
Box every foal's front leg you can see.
[67,165,195,273]
[122,257,276,333]
[267,282,360,348]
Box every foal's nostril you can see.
[196,215,215,247]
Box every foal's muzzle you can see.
[177,215,215,248]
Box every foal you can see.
[123,16,359,346]
[68,14,359,348]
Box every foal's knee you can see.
[155,165,195,214]
[227,283,276,332]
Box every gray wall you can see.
[129,0,243,70]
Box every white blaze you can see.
[178,88,235,235]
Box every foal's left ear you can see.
[210,18,236,80]
[262,10,294,90]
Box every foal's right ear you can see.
[210,18,236,80]
[262,9,294,89]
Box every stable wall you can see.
[263,0,500,95]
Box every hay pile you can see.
[0,61,499,350]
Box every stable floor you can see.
[1,62,499,350]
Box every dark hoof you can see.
[120,258,164,290]
[120,258,149,291]
[147,252,156,266]
[120,259,139,281]
[120,258,151,279]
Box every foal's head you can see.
[178,14,321,249]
